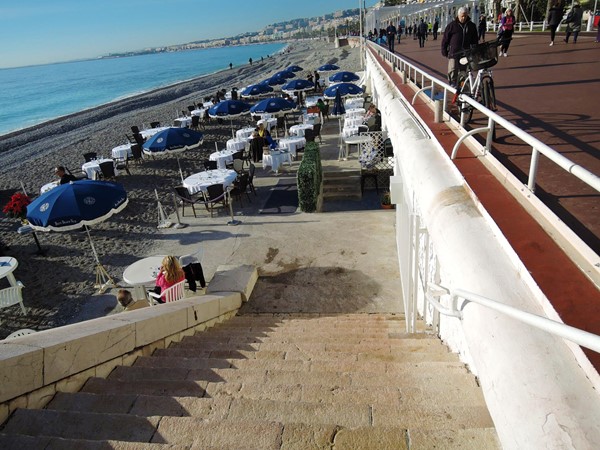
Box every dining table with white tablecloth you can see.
[81,158,118,179]
[191,108,206,117]
[111,143,133,160]
[40,181,59,194]
[303,113,321,125]
[344,116,365,128]
[345,97,364,109]
[183,169,237,195]
[209,148,239,170]
[257,117,277,131]
[226,138,246,152]
[263,150,292,174]
[289,123,313,137]
[173,116,192,128]
[277,136,305,159]
[236,127,256,141]
[345,107,366,118]
[140,126,169,139]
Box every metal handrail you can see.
[366,40,600,195]
[427,282,600,354]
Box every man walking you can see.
[441,7,478,86]
[386,21,397,53]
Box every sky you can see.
[0,0,378,69]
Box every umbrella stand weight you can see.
[95,263,117,294]
[172,193,188,229]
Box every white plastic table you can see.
[122,255,165,301]
[343,135,373,160]
[0,257,19,287]
[183,169,237,195]
[173,117,191,127]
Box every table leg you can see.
[6,273,18,287]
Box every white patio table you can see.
[0,256,19,287]
[122,255,165,301]
[183,169,237,195]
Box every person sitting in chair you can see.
[152,256,185,303]
[117,289,148,311]
[363,104,382,132]
[55,166,77,184]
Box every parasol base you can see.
[174,222,188,229]
[157,221,173,229]
[95,263,117,294]
[227,219,242,226]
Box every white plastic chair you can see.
[0,281,27,315]
[5,329,36,339]
[148,280,186,305]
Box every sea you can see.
[0,42,287,137]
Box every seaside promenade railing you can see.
[366,40,600,196]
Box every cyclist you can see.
[441,7,479,87]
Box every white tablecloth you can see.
[342,125,362,138]
[209,148,239,170]
[277,137,305,158]
[191,108,206,117]
[183,169,237,195]
[345,97,364,109]
[257,117,277,131]
[111,143,132,159]
[263,150,293,174]
[236,127,256,140]
[344,116,364,127]
[140,126,169,139]
[81,158,117,179]
[40,181,59,194]
[226,138,246,152]
[345,107,366,118]
[289,123,313,137]
[304,113,321,125]
[173,117,192,127]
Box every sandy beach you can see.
[0,39,365,337]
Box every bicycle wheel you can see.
[481,76,497,111]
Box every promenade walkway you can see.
[392,31,600,253]
[370,32,600,368]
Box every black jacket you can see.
[547,6,563,26]
[441,17,478,58]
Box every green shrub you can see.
[297,142,322,212]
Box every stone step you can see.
[204,326,431,339]
[322,169,362,178]
[224,312,406,324]
[0,434,188,450]
[153,347,459,363]
[101,364,478,390]
[322,174,361,185]
[82,377,207,398]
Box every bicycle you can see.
[451,39,499,124]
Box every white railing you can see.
[366,40,600,195]
[427,282,600,354]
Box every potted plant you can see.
[2,192,32,223]
[381,191,394,209]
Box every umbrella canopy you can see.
[323,82,363,99]
[260,74,287,87]
[281,78,314,93]
[207,99,251,119]
[274,70,296,79]
[26,180,128,232]
[240,83,274,98]
[329,71,360,83]
[142,127,204,155]
[317,63,340,72]
[331,89,346,117]
[250,97,297,116]
[287,65,304,72]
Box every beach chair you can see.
[190,115,200,130]
[247,163,257,196]
[131,125,140,134]
[130,144,144,163]
[174,186,204,218]
[150,121,161,128]
[204,184,227,217]
[98,161,116,179]
[83,152,97,162]
[65,166,88,180]
[203,160,217,170]
[0,281,27,316]
[229,173,251,207]
[148,280,186,305]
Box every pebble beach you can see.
[0,39,362,337]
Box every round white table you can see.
[289,123,313,137]
[123,255,165,301]
[278,137,305,159]
[111,144,132,159]
[226,138,246,152]
[344,116,365,128]
[81,158,117,179]
[0,256,19,287]
[236,127,256,140]
[140,126,169,139]
[257,117,277,131]
[345,107,366,118]
[183,169,237,195]
[174,117,192,128]
[210,149,238,170]
[40,181,59,194]
[263,150,292,174]
[342,135,373,160]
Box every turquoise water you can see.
[0,43,286,136]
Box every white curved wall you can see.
[365,51,600,449]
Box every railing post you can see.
[485,117,495,153]
[434,99,444,123]
[528,147,540,193]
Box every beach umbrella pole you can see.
[176,155,184,182]
[226,190,241,226]
[172,192,188,229]
[85,225,116,293]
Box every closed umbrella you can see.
[331,89,346,157]
[329,71,360,83]
[142,127,204,181]
[26,180,128,292]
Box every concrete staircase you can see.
[0,313,501,449]
[322,169,362,202]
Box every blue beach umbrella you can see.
[26,180,128,291]
[250,97,297,116]
[274,70,296,79]
[329,71,360,83]
[287,65,304,72]
[240,84,274,98]
[323,82,363,99]
[207,99,251,119]
[143,127,204,181]
[260,74,287,87]
[281,78,314,93]
[317,63,340,72]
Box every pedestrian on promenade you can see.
[386,21,397,53]
[441,7,478,86]
[547,2,563,46]
[564,3,583,43]
[499,8,515,56]
[478,15,487,41]
[417,19,428,48]
[433,19,439,40]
